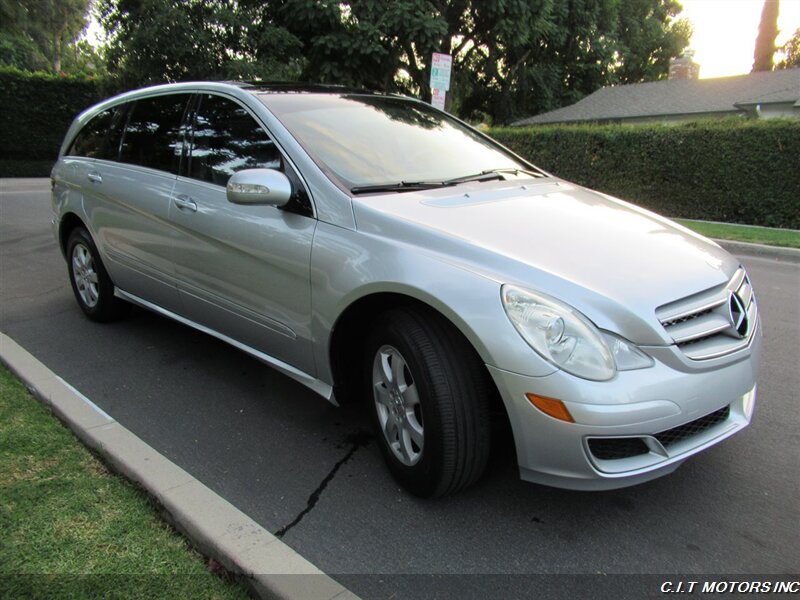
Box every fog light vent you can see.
[654,405,730,448]
[588,437,650,461]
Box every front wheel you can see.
[66,226,129,322]
[365,307,491,497]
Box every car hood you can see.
[352,178,740,345]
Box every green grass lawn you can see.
[674,219,800,249]
[0,364,250,600]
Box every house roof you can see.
[513,69,800,125]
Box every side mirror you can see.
[226,168,292,207]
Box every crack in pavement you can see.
[274,430,371,539]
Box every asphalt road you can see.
[2,178,799,598]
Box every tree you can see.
[613,0,692,83]
[776,27,800,69]
[0,0,48,71]
[274,0,556,106]
[0,31,49,72]
[0,0,91,73]
[98,0,304,86]
[452,0,690,122]
[98,0,691,123]
[752,0,779,72]
[466,0,620,123]
[33,0,92,73]
[269,0,690,123]
[265,0,434,91]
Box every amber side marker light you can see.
[526,393,575,423]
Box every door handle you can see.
[87,171,102,184]
[173,194,197,212]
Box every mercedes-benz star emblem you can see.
[728,291,749,338]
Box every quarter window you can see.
[69,105,128,160]
[119,94,190,174]
[188,94,282,187]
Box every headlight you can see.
[501,285,652,381]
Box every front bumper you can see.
[488,323,761,490]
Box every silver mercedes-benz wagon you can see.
[52,82,761,497]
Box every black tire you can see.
[66,226,130,322]
[364,307,492,497]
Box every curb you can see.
[0,332,359,600]
[714,239,800,262]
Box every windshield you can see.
[258,93,532,191]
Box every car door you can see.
[82,93,193,312]
[168,93,317,374]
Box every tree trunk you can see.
[53,30,61,73]
[53,17,70,74]
[752,0,780,72]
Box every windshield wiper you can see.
[350,181,456,195]
[350,167,544,194]
[443,167,543,185]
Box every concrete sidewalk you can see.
[0,332,359,600]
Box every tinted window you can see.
[188,94,282,187]
[69,106,128,160]
[119,94,189,173]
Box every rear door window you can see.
[69,105,128,160]
[119,94,191,174]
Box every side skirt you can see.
[114,287,337,405]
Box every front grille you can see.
[656,268,757,360]
[588,437,650,460]
[654,405,730,448]
[660,308,712,328]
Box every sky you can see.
[680,0,800,78]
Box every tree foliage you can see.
[613,0,692,83]
[776,27,800,69]
[752,0,779,72]
[98,0,304,86]
[460,0,690,123]
[98,0,691,124]
[0,0,92,73]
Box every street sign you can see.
[430,53,452,92]
[431,88,446,110]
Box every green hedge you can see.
[490,120,800,229]
[0,68,113,176]
[0,159,56,177]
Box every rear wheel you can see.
[66,226,129,322]
[365,307,491,497]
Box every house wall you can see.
[541,104,799,126]
[614,111,743,125]
[755,103,799,119]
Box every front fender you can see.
[310,222,556,385]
